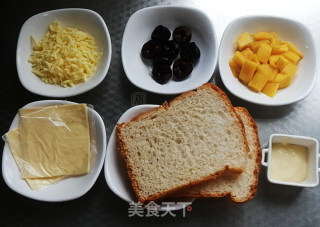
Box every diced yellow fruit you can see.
[241,48,255,59]
[271,44,289,54]
[275,55,289,71]
[256,42,272,63]
[268,72,277,82]
[281,62,298,78]
[254,32,274,40]
[259,64,277,81]
[248,71,270,92]
[274,73,291,89]
[250,40,270,53]
[270,36,281,45]
[229,60,241,78]
[283,41,304,58]
[269,55,281,68]
[249,54,259,64]
[232,31,303,97]
[239,60,258,85]
[232,51,246,66]
[262,82,280,97]
[237,32,254,51]
[283,51,301,64]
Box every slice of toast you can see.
[116,84,249,203]
[175,107,262,203]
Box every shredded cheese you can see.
[28,21,102,87]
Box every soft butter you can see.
[269,143,308,183]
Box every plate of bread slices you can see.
[105,83,262,210]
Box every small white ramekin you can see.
[261,134,319,187]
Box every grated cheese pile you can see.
[28,21,102,87]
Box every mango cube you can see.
[283,41,304,58]
[256,42,272,63]
[241,48,255,59]
[239,60,258,85]
[250,40,270,53]
[270,36,282,45]
[274,73,291,89]
[248,71,269,92]
[237,32,254,51]
[275,56,289,71]
[262,82,280,97]
[254,32,274,40]
[229,60,241,78]
[281,62,298,78]
[259,64,277,81]
[269,55,280,68]
[232,51,246,66]
[271,44,289,54]
[283,51,301,64]
[249,54,259,64]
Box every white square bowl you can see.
[16,8,112,97]
[219,15,318,106]
[121,5,218,95]
[261,134,319,187]
[2,100,107,201]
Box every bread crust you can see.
[130,102,169,122]
[233,107,262,202]
[116,83,250,203]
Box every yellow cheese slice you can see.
[6,129,64,190]
[18,104,91,179]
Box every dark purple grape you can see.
[152,64,172,84]
[153,57,172,67]
[151,25,171,43]
[180,42,200,63]
[172,26,192,44]
[173,59,193,79]
[159,40,179,59]
[141,40,163,59]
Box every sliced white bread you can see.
[116,83,249,203]
[175,107,262,203]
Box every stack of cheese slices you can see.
[116,83,262,203]
[6,104,91,190]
